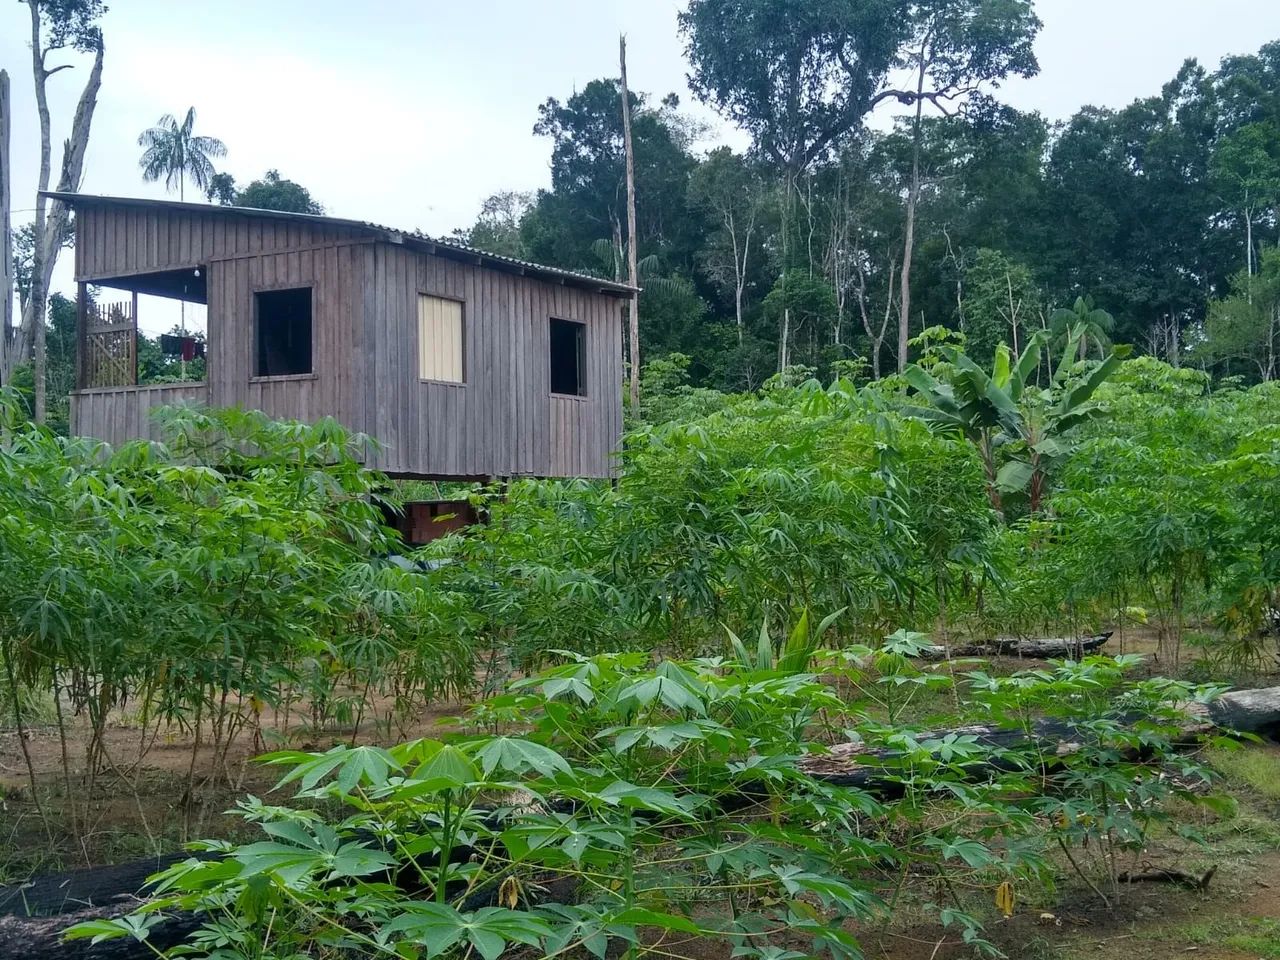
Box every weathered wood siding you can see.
[69,203,624,478]
[360,243,622,478]
[71,382,208,447]
[205,244,362,431]
[73,204,366,280]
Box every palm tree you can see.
[137,107,226,201]
[138,108,226,358]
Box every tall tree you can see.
[688,148,770,342]
[894,0,1041,371]
[207,168,323,214]
[452,191,533,259]
[524,79,702,282]
[1200,246,1280,381]
[960,247,1040,364]
[138,107,227,201]
[14,0,105,424]
[680,0,917,176]
[681,0,914,372]
[138,106,225,352]
[1041,62,1221,358]
[1210,121,1280,278]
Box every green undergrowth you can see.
[1207,743,1280,803]
[67,639,1232,960]
[1148,916,1280,958]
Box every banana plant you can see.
[903,326,1130,515]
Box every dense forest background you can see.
[12,2,1280,422]
[449,27,1280,392]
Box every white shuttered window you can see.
[418,294,464,383]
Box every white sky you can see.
[4,0,1280,334]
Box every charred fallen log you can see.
[1191,685,1280,737]
[915,632,1112,661]
[0,854,203,960]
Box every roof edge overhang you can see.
[42,191,639,298]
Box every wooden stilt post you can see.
[131,290,139,384]
[76,281,87,390]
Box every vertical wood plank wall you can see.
[71,204,624,478]
[71,382,208,446]
[361,244,623,478]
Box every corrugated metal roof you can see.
[41,191,638,297]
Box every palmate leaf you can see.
[470,737,574,780]
[261,744,402,796]
[384,904,552,960]
[924,836,998,869]
[392,743,481,796]
[616,674,704,713]
[63,914,164,945]
[502,815,625,864]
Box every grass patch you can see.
[1178,917,1280,957]
[1199,809,1280,853]
[1207,743,1280,802]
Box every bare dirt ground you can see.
[0,693,469,876]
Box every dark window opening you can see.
[255,287,312,377]
[549,317,586,396]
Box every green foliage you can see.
[69,651,1223,960]
[1199,245,1280,380]
[208,168,325,214]
[903,329,1130,514]
[0,397,476,816]
[988,358,1280,665]
[137,107,227,199]
[960,249,1042,366]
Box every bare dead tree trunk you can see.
[778,172,795,374]
[731,212,745,342]
[619,35,641,412]
[897,50,927,373]
[19,5,104,421]
[1268,302,1278,382]
[1245,202,1255,282]
[27,1,53,421]
[1005,270,1021,356]
[855,256,894,380]
[0,70,11,384]
[733,223,745,342]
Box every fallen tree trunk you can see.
[0,854,198,960]
[1117,866,1217,890]
[915,632,1112,661]
[798,682,1280,791]
[1193,685,1280,737]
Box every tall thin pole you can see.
[0,70,12,385]
[619,34,640,412]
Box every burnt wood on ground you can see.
[1190,685,1280,737]
[915,632,1112,661]
[798,684,1280,791]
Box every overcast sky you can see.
[5,0,1280,333]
